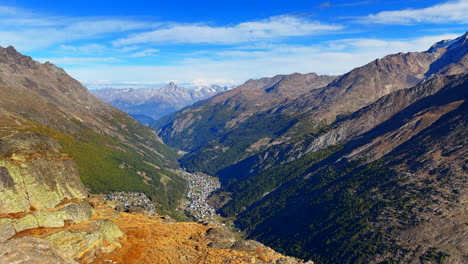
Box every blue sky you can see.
[0,0,466,88]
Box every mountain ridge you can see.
[156,33,467,263]
[92,82,231,125]
[0,45,186,213]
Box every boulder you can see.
[230,240,265,251]
[205,226,235,242]
[207,240,234,249]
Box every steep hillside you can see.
[0,46,186,213]
[156,33,467,176]
[92,82,230,125]
[217,73,467,263]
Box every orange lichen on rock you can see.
[90,211,304,264]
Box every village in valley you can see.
[179,171,221,221]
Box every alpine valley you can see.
[155,32,468,264]
[0,20,466,264]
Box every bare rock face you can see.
[0,133,87,214]
[0,237,77,264]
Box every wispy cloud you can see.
[59,44,108,54]
[0,5,155,51]
[69,33,462,84]
[318,1,374,9]
[361,0,468,24]
[113,15,343,46]
[36,57,119,65]
[130,48,160,57]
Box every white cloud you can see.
[362,0,468,24]
[130,48,160,57]
[36,57,119,65]
[190,78,239,86]
[68,33,462,85]
[328,33,460,52]
[60,44,108,54]
[113,15,343,46]
[0,5,155,52]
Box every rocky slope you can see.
[214,72,467,262]
[0,46,186,213]
[92,82,230,125]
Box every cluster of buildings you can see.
[180,171,220,220]
[104,191,157,215]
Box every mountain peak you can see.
[427,31,468,52]
[164,81,179,90]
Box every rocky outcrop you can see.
[0,133,87,214]
[0,133,124,263]
[43,219,123,263]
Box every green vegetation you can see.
[420,247,449,264]
[219,145,342,217]
[24,122,186,213]
[233,158,423,264]
[180,111,299,175]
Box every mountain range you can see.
[155,32,468,263]
[0,31,466,264]
[92,82,231,125]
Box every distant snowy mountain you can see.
[92,82,232,125]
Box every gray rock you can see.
[207,240,234,249]
[0,218,15,241]
[0,237,77,264]
[230,240,264,251]
[205,226,235,242]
